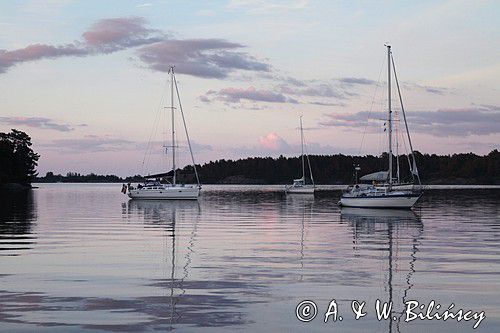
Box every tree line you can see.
[37,150,499,185]
[3,129,497,186]
[38,172,144,183]
[181,150,499,185]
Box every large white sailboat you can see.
[285,116,315,194]
[339,45,422,208]
[125,67,201,200]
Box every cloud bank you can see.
[137,39,269,78]
[199,76,377,106]
[205,86,298,104]
[0,17,269,78]
[0,117,74,132]
[320,105,500,137]
[38,135,213,154]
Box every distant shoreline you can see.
[34,150,500,186]
[30,183,500,190]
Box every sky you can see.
[0,0,499,176]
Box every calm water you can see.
[1,184,499,332]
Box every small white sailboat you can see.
[339,45,422,208]
[125,66,201,200]
[285,116,315,194]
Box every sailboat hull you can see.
[339,193,421,209]
[128,186,200,200]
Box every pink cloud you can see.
[0,17,162,73]
[82,17,161,48]
[0,16,268,78]
[0,43,86,71]
[259,132,289,151]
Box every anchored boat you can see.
[285,116,315,194]
[125,67,201,200]
[339,45,422,208]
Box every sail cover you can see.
[360,171,388,181]
[144,171,174,179]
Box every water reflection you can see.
[125,199,254,330]
[341,208,423,333]
[1,186,499,332]
[0,189,37,255]
[284,195,315,281]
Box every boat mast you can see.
[391,55,421,186]
[386,44,393,187]
[173,72,202,188]
[170,66,176,186]
[300,116,305,181]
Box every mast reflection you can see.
[285,194,315,281]
[127,199,199,329]
[341,208,423,333]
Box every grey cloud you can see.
[204,86,299,104]
[320,105,500,137]
[137,39,269,78]
[262,74,306,87]
[41,136,135,153]
[40,136,213,154]
[263,76,373,105]
[225,103,269,110]
[424,87,446,95]
[0,116,74,132]
[402,82,449,95]
[449,141,498,151]
[309,101,347,107]
[319,111,385,130]
[478,104,500,111]
[183,140,213,153]
[337,77,376,85]
[270,75,451,107]
[336,78,449,96]
[207,51,270,71]
[277,82,345,99]
[139,139,213,153]
[408,107,500,136]
[282,76,306,87]
[201,77,356,106]
[245,105,269,110]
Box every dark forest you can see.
[36,150,499,185]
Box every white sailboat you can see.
[285,116,315,194]
[339,45,422,208]
[125,66,201,200]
